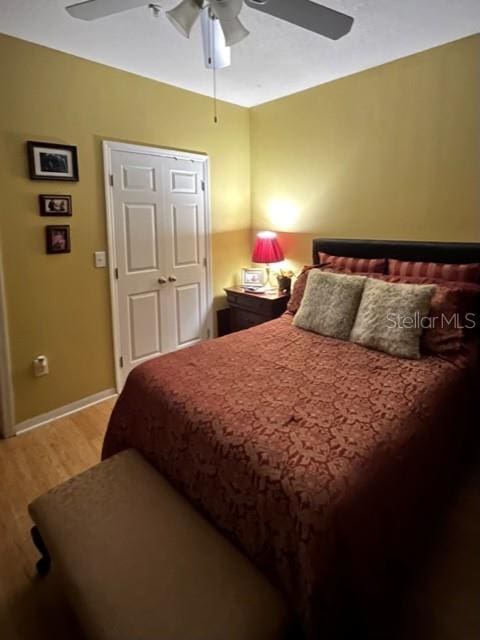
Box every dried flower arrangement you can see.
[276,269,296,294]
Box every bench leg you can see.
[30,526,51,576]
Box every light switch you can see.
[33,355,49,377]
[94,251,107,268]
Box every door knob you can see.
[158,277,167,284]
[168,276,177,282]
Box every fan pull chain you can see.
[213,63,218,124]
[210,12,218,124]
[207,57,218,124]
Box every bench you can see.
[29,449,292,640]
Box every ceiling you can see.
[1,1,479,107]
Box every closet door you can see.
[160,158,209,352]
[108,146,210,386]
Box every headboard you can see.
[312,238,480,265]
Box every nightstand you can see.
[224,287,290,333]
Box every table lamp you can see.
[252,231,284,290]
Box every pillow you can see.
[293,270,366,340]
[388,259,480,284]
[360,275,473,354]
[286,265,322,315]
[373,275,480,349]
[318,251,386,274]
[421,285,465,354]
[287,256,387,316]
[303,269,479,354]
[350,279,436,359]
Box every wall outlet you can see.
[94,251,107,268]
[33,355,49,377]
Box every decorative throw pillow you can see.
[388,259,480,284]
[318,251,386,274]
[286,265,322,315]
[287,259,385,316]
[325,271,479,354]
[370,275,480,352]
[421,286,465,354]
[380,277,478,353]
[350,279,436,359]
[293,270,367,340]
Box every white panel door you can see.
[161,158,208,351]
[109,147,210,386]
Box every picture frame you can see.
[27,141,79,181]
[39,194,72,217]
[241,268,266,288]
[46,225,71,254]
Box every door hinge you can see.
[203,257,207,268]
[207,329,211,339]
[109,174,114,187]
[201,180,205,191]
[114,267,119,280]
[119,356,124,368]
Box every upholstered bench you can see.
[29,449,292,640]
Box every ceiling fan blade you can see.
[209,0,249,46]
[65,0,148,21]
[219,17,250,46]
[244,0,354,40]
[166,0,202,38]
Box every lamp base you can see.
[264,264,275,291]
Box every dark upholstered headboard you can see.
[312,238,480,265]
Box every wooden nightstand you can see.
[224,287,290,333]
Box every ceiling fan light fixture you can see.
[201,8,231,69]
[219,16,250,46]
[166,0,202,38]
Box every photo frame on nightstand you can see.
[241,268,266,288]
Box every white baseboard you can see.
[15,388,117,436]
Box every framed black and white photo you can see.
[28,141,79,181]
[39,194,72,217]
[46,225,71,254]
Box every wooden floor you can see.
[0,398,115,640]
[0,397,479,640]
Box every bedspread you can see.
[103,315,476,638]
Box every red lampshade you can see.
[252,231,284,264]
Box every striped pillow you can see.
[318,252,386,274]
[388,259,480,283]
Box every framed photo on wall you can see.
[39,195,72,216]
[28,141,79,181]
[46,225,71,254]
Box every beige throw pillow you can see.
[350,278,435,359]
[293,270,367,340]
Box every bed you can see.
[103,238,480,638]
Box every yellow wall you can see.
[250,35,480,272]
[0,34,251,424]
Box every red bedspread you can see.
[103,316,476,637]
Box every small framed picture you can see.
[241,268,266,287]
[39,195,72,216]
[27,141,79,181]
[46,225,71,254]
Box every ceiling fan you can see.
[65,0,355,60]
